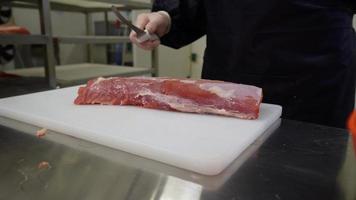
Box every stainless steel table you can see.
[0,115,355,200]
[2,75,354,200]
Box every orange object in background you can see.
[114,20,121,29]
[0,26,30,35]
[347,110,356,154]
[0,71,20,78]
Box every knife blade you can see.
[111,6,159,43]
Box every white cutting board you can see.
[0,86,282,175]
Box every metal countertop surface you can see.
[0,118,355,200]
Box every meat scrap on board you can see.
[38,161,51,170]
[36,128,47,138]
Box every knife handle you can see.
[137,30,159,43]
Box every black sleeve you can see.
[351,1,356,13]
[152,0,206,49]
[343,0,356,13]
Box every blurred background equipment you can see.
[0,3,15,70]
[0,4,12,25]
[0,44,14,65]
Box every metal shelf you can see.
[3,0,154,88]
[5,0,151,12]
[0,35,48,45]
[6,63,153,86]
[55,36,130,44]
[83,0,152,10]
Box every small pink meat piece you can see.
[38,161,51,170]
[36,128,47,138]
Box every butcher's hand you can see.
[130,11,171,51]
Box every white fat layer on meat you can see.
[93,77,115,85]
[199,83,262,100]
[205,86,235,99]
[128,77,166,82]
[252,88,262,97]
[136,90,254,119]
[93,77,105,85]
[180,80,197,84]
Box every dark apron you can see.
[155,0,356,128]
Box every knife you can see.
[111,6,159,43]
